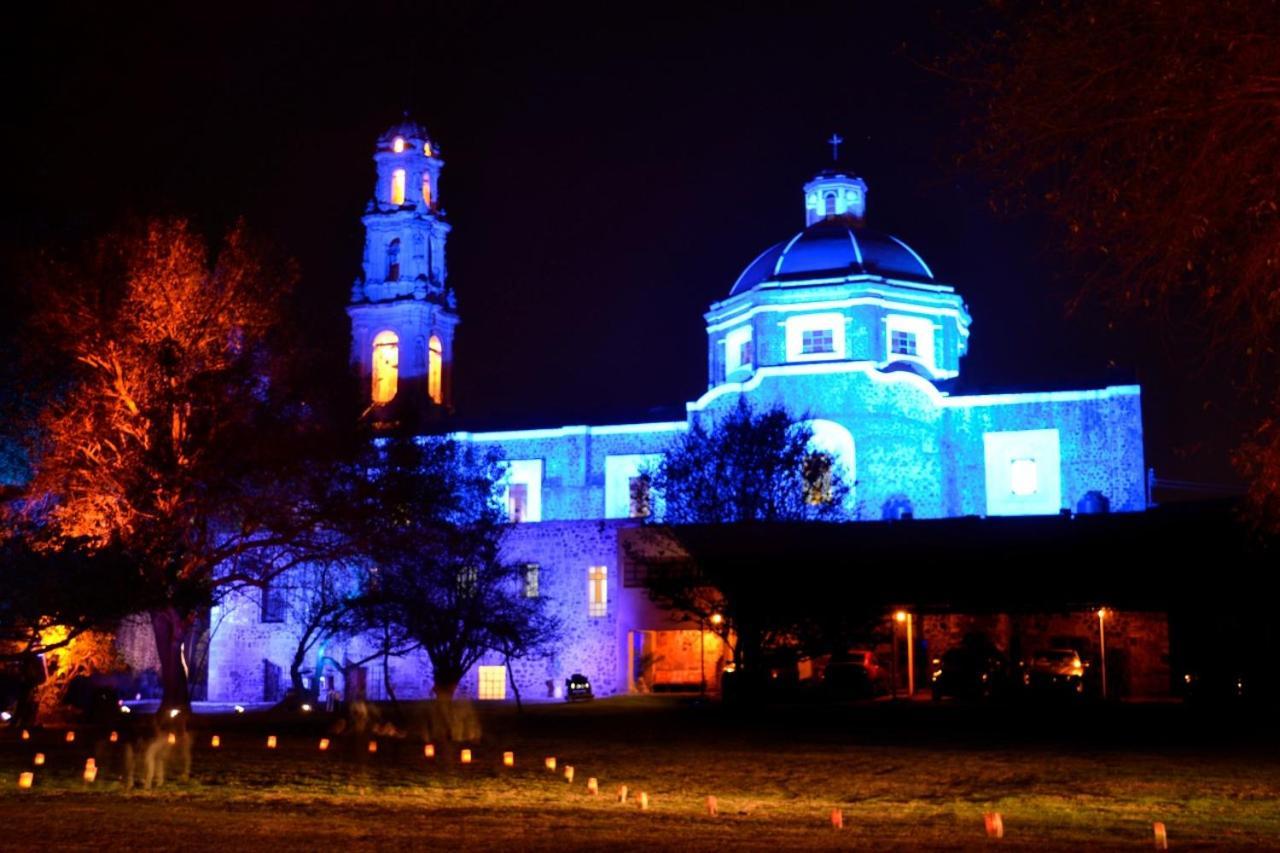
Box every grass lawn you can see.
[1,697,1278,850]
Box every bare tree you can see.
[953,0,1280,513]
[348,435,559,709]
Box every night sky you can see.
[3,3,1244,488]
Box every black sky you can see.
[2,2,1245,488]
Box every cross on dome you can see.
[827,133,844,161]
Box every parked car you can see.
[1182,670,1251,703]
[1022,648,1087,695]
[564,673,593,701]
[822,650,889,698]
[930,647,1010,700]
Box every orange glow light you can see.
[503,751,514,767]
[18,772,33,790]
[390,168,406,205]
[894,610,908,623]
[319,738,330,751]
[460,749,472,764]
[424,743,435,758]
[392,136,405,153]
[211,735,221,748]
[266,735,277,749]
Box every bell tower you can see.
[347,116,458,419]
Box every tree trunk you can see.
[151,606,192,713]
[504,654,523,713]
[382,648,402,723]
[290,627,315,700]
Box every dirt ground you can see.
[1,696,1277,850]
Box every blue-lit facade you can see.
[205,124,1148,704]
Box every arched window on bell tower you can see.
[428,334,443,404]
[390,169,406,206]
[371,330,399,404]
[386,238,401,281]
[422,173,432,208]
[824,192,836,217]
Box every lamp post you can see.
[1097,607,1108,701]
[894,610,914,698]
[702,612,723,695]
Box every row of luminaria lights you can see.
[10,732,1171,847]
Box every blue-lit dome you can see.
[730,220,934,297]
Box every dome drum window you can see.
[785,313,846,363]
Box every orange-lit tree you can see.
[22,219,334,712]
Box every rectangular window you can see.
[502,459,543,522]
[1010,458,1039,496]
[982,429,1061,516]
[604,454,660,520]
[801,328,835,355]
[260,580,287,623]
[785,313,845,362]
[588,566,607,618]
[523,563,539,598]
[477,665,507,701]
[725,325,753,373]
[890,329,918,356]
[507,483,529,522]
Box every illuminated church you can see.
[206,120,1151,704]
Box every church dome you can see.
[730,220,934,297]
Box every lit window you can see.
[390,168,406,205]
[824,192,836,216]
[386,238,401,281]
[628,475,651,518]
[392,136,405,153]
[725,325,753,374]
[421,173,432,207]
[785,313,846,362]
[508,483,529,522]
[424,142,433,156]
[605,454,660,520]
[1010,458,1038,496]
[502,460,543,522]
[588,566,607,618]
[478,665,506,700]
[890,330,917,356]
[371,330,399,404]
[428,335,443,404]
[801,329,834,355]
[523,564,539,598]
